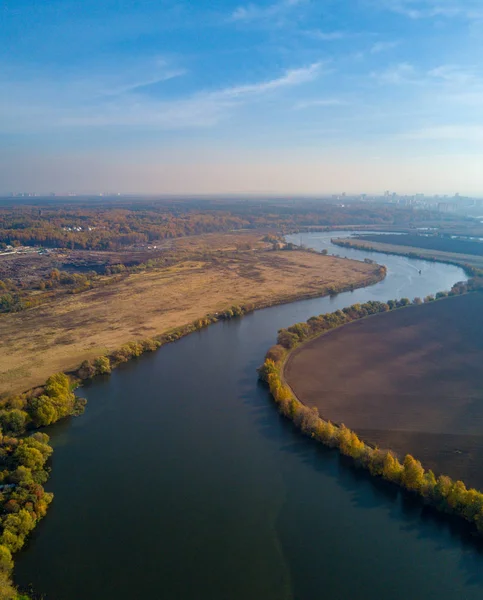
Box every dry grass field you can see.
[0,240,378,396]
[285,292,483,489]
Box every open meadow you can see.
[285,292,483,490]
[0,234,380,396]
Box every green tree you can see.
[432,475,453,507]
[0,546,13,575]
[382,452,403,483]
[14,445,45,470]
[277,329,299,349]
[462,489,483,522]
[446,480,468,514]
[94,356,112,374]
[401,454,425,492]
[0,410,28,436]
[0,571,17,600]
[28,395,57,427]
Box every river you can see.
[16,231,483,600]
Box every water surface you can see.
[16,232,481,600]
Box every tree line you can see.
[332,237,483,281]
[0,430,53,599]
[259,290,483,539]
[0,200,456,251]
[357,233,483,258]
[0,374,84,597]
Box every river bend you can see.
[16,232,482,600]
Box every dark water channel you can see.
[16,232,483,600]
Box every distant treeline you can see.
[259,282,483,539]
[0,200,456,251]
[357,233,483,257]
[332,238,483,277]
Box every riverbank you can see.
[259,283,483,538]
[331,237,483,272]
[0,253,386,597]
[14,234,478,600]
[285,291,483,490]
[0,248,382,396]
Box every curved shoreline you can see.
[331,237,482,275]
[259,288,483,539]
[1,260,387,598]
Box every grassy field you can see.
[0,238,379,396]
[332,236,483,270]
[285,292,483,490]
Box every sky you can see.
[1,0,483,195]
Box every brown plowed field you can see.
[285,292,483,489]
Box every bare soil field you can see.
[0,244,378,396]
[285,292,483,490]
[332,237,483,270]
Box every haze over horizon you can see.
[2,0,483,195]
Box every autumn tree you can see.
[401,455,425,492]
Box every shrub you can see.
[265,345,286,364]
[78,360,96,380]
[94,356,111,374]
[0,410,28,436]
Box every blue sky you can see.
[1,0,483,194]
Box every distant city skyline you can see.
[2,0,483,194]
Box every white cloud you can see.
[294,98,347,109]
[370,41,399,53]
[382,1,483,20]
[371,62,416,84]
[307,30,348,41]
[230,0,306,23]
[0,63,324,131]
[428,64,481,86]
[372,62,483,88]
[101,70,187,97]
[216,62,322,98]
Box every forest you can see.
[0,198,460,251]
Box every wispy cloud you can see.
[216,62,322,98]
[294,98,347,109]
[372,61,483,92]
[371,62,416,84]
[0,62,324,131]
[230,0,306,23]
[102,71,187,97]
[400,125,483,142]
[382,1,483,20]
[370,40,399,53]
[428,64,480,86]
[306,30,348,41]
